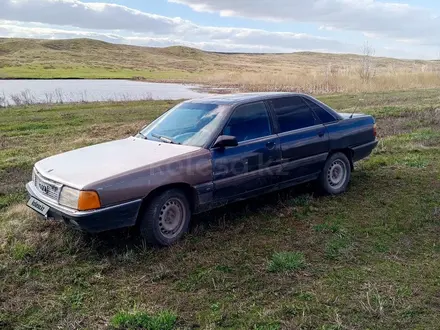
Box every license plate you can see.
[27,197,50,216]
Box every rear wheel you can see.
[319,152,351,195]
[139,189,191,246]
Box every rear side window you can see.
[270,97,317,133]
[304,98,337,124]
[224,102,272,142]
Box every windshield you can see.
[138,102,227,147]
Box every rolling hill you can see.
[1,37,440,93]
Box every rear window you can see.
[270,97,317,132]
[303,98,338,124]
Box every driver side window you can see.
[223,102,272,143]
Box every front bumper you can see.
[26,182,142,233]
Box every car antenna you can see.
[350,95,365,119]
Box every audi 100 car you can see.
[26,93,378,246]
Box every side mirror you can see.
[213,135,238,149]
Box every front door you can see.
[211,101,282,201]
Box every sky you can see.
[1,0,440,59]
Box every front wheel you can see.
[318,152,351,195]
[139,189,191,246]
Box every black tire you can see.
[318,152,351,195]
[139,189,191,246]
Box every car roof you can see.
[186,92,308,106]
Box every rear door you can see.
[212,101,282,200]
[269,96,330,183]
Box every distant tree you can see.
[359,41,376,82]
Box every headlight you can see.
[59,186,81,209]
[59,186,101,211]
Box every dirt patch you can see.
[377,108,440,138]
[0,165,32,194]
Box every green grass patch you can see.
[1,65,196,80]
[398,154,430,168]
[60,286,88,310]
[110,310,177,330]
[267,252,306,273]
[254,323,281,330]
[11,241,35,261]
[0,192,26,210]
[313,222,341,234]
[324,234,352,260]
[1,91,440,329]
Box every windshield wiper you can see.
[137,132,147,139]
[152,133,179,144]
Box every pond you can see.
[0,79,215,106]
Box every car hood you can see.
[35,137,201,189]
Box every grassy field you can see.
[2,38,440,94]
[1,90,440,329]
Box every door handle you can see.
[266,141,276,150]
[318,131,325,137]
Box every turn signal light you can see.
[78,191,101,211]
[373,123,377,138]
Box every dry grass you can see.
[2,38,440,94]
[202,71,440,94]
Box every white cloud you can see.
[170,0,440,46]
[0,0,358,54]
[0,20,356,54]
[2,0,185,34]
[0,21,122,43]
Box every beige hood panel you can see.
[35,137,201,189]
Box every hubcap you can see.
[158,198,185,239]
[327,159,347,190]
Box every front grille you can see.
[34,170,62,201]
